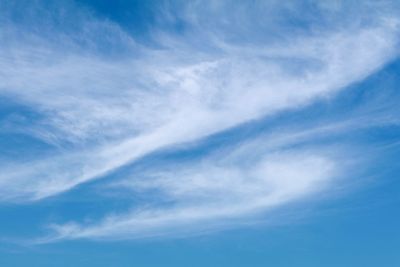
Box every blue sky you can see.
[0,0,400,266]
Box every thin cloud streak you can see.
[40,114,397,242]
[42,150,336,241]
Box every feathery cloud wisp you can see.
[0,0,399,241]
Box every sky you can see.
[0,0,400,266]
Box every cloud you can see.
[43,147,337,241]
[38,115,394,242]
[1,8,398,201]
[0,0,399,241]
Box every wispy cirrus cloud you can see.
[0,0,399,241]
[46,152,336,241]
[44,113,385,241]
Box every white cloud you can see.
[42,149,336,241]
[0,0,399,241]
[1,19,398,201]
[37,116,390,241]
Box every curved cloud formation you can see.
[0,1,399,241]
